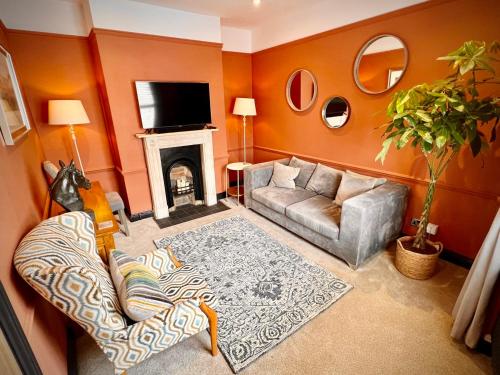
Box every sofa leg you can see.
[348,263,358,270]
[199,300,218,356]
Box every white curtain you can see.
[451,207,500,348]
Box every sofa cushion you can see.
[269,162,300,189]
[346,170,386,187]
[288,156,317,188]
[286,195,341,239]
[334,172,378,206]
[252,186,317,214]
[305,163,344,198]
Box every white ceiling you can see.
[0,0,429,52]
[132,0,427,30]
[132,0,311,28]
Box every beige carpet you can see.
[76,203,492,375]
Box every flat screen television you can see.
[135,81,211,131]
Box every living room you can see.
[0,0,498,374]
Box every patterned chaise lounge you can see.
[14,211,218,374]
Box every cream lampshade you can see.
[233,98,256,164]
[48,100,90,175]
[233,98,256,117]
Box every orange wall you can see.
[0,24,67,375]
[222,51,253,164]
[7,30,119,193]
[90,30,229,214]
[251,0,500,259]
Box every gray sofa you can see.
[244,158,409,269]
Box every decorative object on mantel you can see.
[451,208,499,348]
[353,34,408,95]
[155,216,352,373]
[0,45,31,145]
[48,99,90,175]
[376,40,500,280]
[233,97,256,164]
[49,159,91,214]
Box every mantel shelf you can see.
[136,127,219,139]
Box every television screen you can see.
[135,81,212,129]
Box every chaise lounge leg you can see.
[199,300,218,356]
[166,245,183,268]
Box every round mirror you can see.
[354,34,408,94]
[286,69,318,111]
[321,96,350,128]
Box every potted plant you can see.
[376,41,499,280]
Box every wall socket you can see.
[410,218,439,235]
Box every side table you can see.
[226,162,252,205]
[47,181,119,264]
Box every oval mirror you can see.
[354,34,408,94]
[321,96,350,128]
[286,69,318,111]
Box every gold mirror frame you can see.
[353,34,408,95]
[285,69,318,112]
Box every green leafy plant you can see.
[376,41,499,250]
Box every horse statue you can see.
[49,160,91,214]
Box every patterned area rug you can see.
[154,216,352,373]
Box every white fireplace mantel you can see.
[136,128,219,219]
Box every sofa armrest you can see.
[339,182,409,268]
[244,158,290,208]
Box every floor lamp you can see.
[48,100,90,176]
[233,98,256,164]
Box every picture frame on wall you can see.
[0,44,30,146]
[387,68,403,89]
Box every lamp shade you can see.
[48,100,90,125]
[233,98,256,116]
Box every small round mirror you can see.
[286,69,318,111]
[354,34,408,94]
[321,96,350,128]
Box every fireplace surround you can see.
[137,128,218,219]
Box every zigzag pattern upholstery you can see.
[14,212,218,374]
[159,265,217,307]
[136,247,178,275]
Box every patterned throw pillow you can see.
[305,163,344,198]
[288,156,317,188]
[109,250,173,321]
[268,162,300,189]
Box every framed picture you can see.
[0,44,30,145]
[387,68,403,89]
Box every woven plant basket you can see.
[395,236,443,280]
